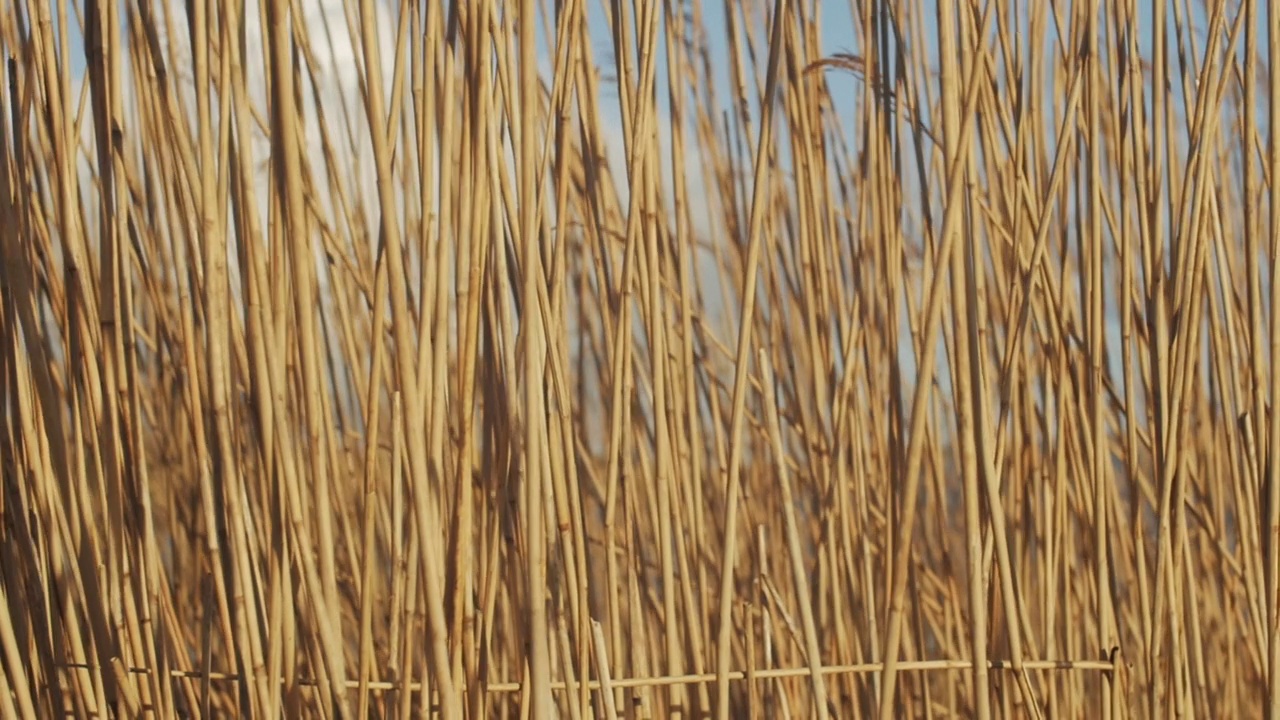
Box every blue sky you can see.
[53,0,1262,435]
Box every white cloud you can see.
[64,0,400,415]
[68,1,729,370]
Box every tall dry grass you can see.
[0,0,1275,717]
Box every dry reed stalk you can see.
[3,0,1280,717]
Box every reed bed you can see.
[0,0,1274,717]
